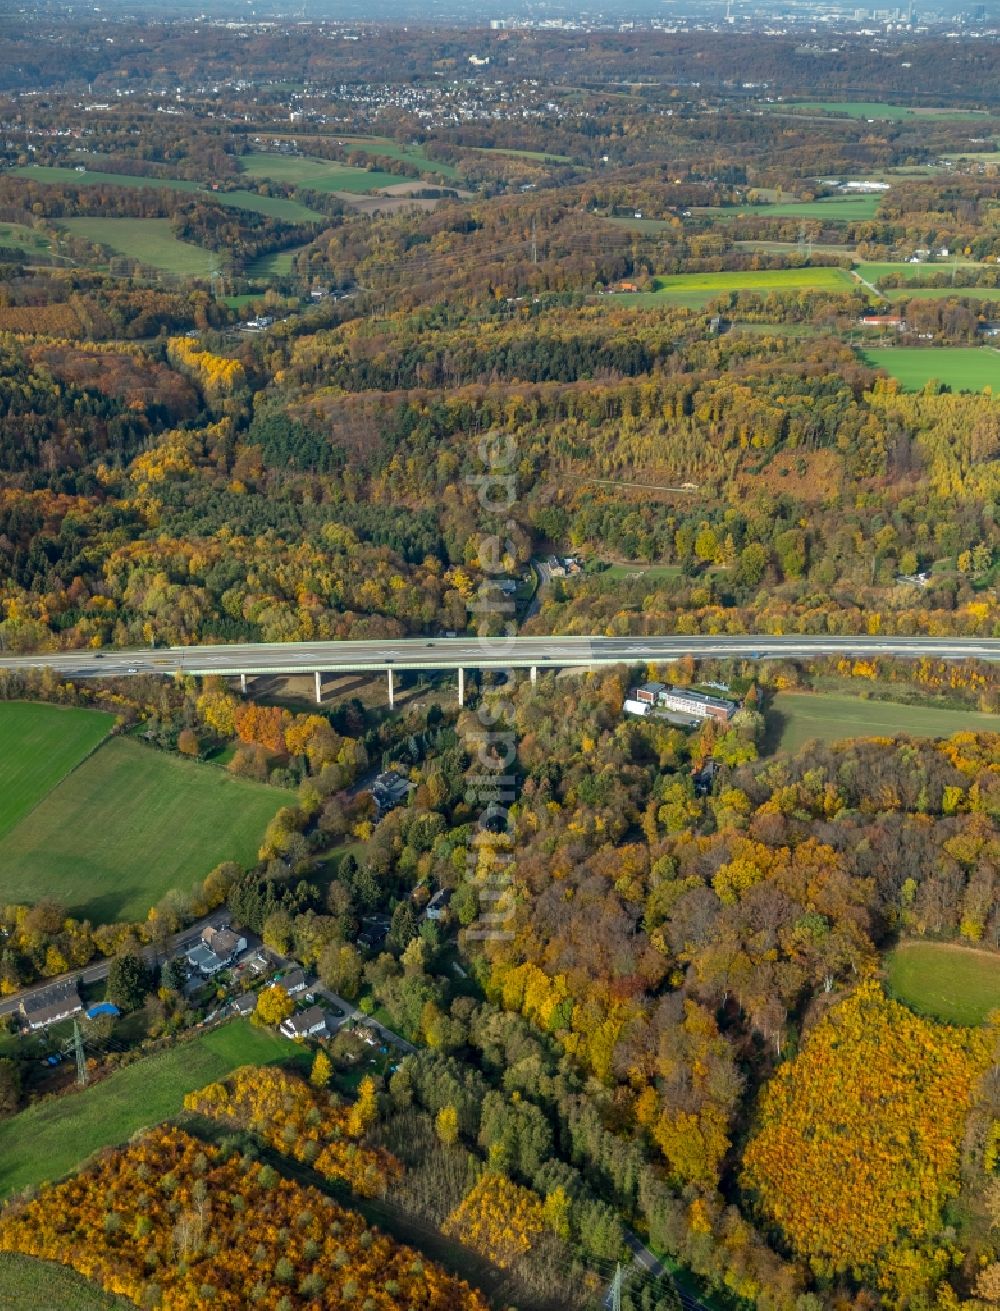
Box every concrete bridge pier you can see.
[458,668,465,707]
[387,668,395,709]
[530,665,537,686]
[314,671,322,704]
[240,673,247,694]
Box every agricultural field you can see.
[12,164,326,222]
[724,195,883,220]
[886,941,1000,1026]
[333,136,462,178]
[470,145,574,164]
[601,214,675,234]
[855,260,990,285]
[238,152,403,194]
[57,217,220,278]
[884,285,1000,303]
[767,691,1000,755]
[0,1021,296,1200]
[639,265,859,307]
[0,1253,128,1310]
[769,100,986,121]
[0,703,115,841]
[861,346,1000,392]
[0,736,285,921]
[734,238,856,257]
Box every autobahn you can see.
[0,633,999,683]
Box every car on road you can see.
[127,666,139,673]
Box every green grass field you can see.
[239,152,403,194]
[0,1022,296,1199]
[856,260,988,285]
[0,1254,128,1310]
[601,214,674,234]
[0,221,52,255]
[58,217,220,278]
[945,150,1000,163]
[332,136,461,179]
[886,941,1000,1026]
[770,100,985,121]
[724,195,883,221]
[244,244,310,279]
[471,145,573,164]
[12,165,325,223]
[861,346,1000,392]
[884,285,1000,303]
[769,691,999,755]
[0,736,284,921]
[0,703,115,842]
[639,266,858,307]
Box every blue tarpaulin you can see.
[86,1003,120,1019]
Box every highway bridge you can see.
[1,634,998,706]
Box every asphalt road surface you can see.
[0,910,230,1019]
[1,633,998,681]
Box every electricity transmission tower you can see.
[609,1263,623,1311]
[61,1019,88,1087]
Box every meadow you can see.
[770,100,986,121]
[886,941,1000,1026]
[884,285,1000,303]
[238,152,403,194]
[855,260,989,285]
[0,1022,296,1199]
[724,195,883,220]
[58,217,220,278]
[601,214,674,234]
[861,346,1000,392]
[470,145,574,164]
[0,221,52,256]
[0,703,115,841]
[627,265,859,308]
[13,165,326,222]
[244,243,310,279]
[332,136,462,178]
[0,737,285,921]
[767,691,999,755]
[0,1254,128,1310]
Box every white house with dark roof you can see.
[20,980,83,1031]
[280,1005,331,1040]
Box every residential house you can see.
[371,770,414,817]
[280,1006,331,1040]
[280,968,309,997]
[20,980,83,1032]
[186,924,247,976]
[231,992,257,1018]
[425,889,452,922]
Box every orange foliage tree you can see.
[184,1065,400,1197]
[0,1124,486,1311]
[741,981,995,1298]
